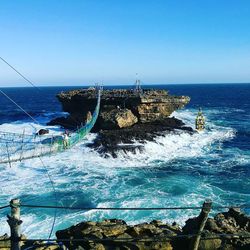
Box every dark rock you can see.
[126,226,141,238]
[56,219,175,250]
[109,219,127,225]
[198,231,222,250]
[228,208,250,230]
[90,117,194,157]
[101,224,127,237]
[36,129,49,136]
[0,234,10,249]
[205,218,222,233]
[181,208,250,250]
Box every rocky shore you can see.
[48,88,193,156]
[54,208,250,250]
[2,208,249,250]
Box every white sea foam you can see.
[0,109,248,238]
[111,125,235,167]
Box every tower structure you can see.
[134,73,142,94]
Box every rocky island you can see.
[49,88,193,156]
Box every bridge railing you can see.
[0,90,102,164]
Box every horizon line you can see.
[0,82,250,88]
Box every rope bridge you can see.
[0,89,101,164]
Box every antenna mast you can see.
[134,73,142,94]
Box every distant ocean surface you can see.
[0,84,249,238]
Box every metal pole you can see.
[6,143,12,168]
[191,199,212,250]
[19,129,25,161]
[7,199,22,250]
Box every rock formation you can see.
[53,208,249,250]
[0,234,10,250]
[49,88,190,129]
[56,219,175,250]
[48,88,192,155]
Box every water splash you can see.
[0,109,249,238]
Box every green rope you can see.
[0,90,101,163]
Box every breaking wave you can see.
[1,108,248,239]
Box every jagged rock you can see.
[101,224,127,237]
[115,109,138,128]
[137,94,189,123]
[126,226,141,237]
[198,231,222,250]
[109,219,127,225]
[99,108,138,129]
[0,234,10,250]
[228,208,250,230]
[56,219,175,250]
[205,218,222,233]
[181,208,250,250]
[49,88,190,131]
[18,237,57,250]
[91,117,194,157]
[88,243,105,250]
[151,220,182,234]
[36,129,49,136]
[32,244,61,250]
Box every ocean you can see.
[0,84,249,238]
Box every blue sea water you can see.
[0,84,249,238]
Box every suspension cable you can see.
[0,56,87,130]
[38,157,57,240]
[0,204,9,210]
[0,56,40,91]
[0,89,39,125]
[0,56,42,126]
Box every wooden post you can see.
[191,199,212,250]
[7,199,22,250]
[19,129,25,161]
[6,143,12,168]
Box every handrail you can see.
[0,89,102,163]
[2,203,250,211]
[18,204,250,210]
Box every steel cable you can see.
[20,204,250,211]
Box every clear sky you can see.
[0,0,250,87]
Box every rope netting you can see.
[0,90,101,164]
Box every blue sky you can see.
[0,0,250,86]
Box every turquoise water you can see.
[0,84,249,238]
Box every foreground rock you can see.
[54,208,250,250]
[48,88,193,155]
[1,208,249,249]
[0,234,10,250]
[56,219,178,250]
